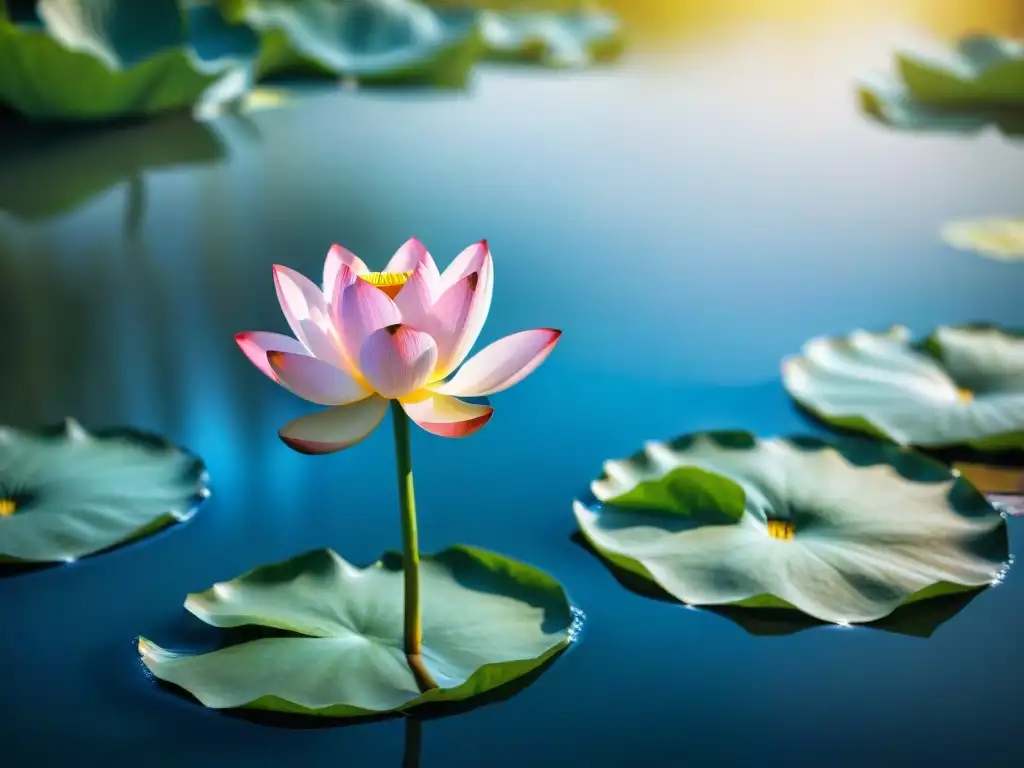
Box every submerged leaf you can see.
[783,325,1024,450]
[236,0,484,86]
[0,1,259,121]
[139,546,578,717]
[574,432,1009,624]
[474,8,623,67]
[0,419,209,563]
[940,217,1024,261]
[856,35,1024,136]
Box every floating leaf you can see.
[0,0,259,121]
[474,9,623,67]
[139,545,578,717]
[783,325,1024,450]
[232,0,484,87]
[574,431,1009,624]
[0,419,209,563]
[0,113,226,221]
[856,35,1024,136]
[940,217,1024,261]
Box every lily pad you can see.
[0,0,259,121]
[572,532,985,638]
[473,8,622,67]
[857,35,1024,136]
[940,217,1024,261]
[227,0,484,87]
[783,325,1024,450]
[138,545,579,717]
[0,418,209,563]
[573,431,1009,624]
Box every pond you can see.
[1,3,1023,766]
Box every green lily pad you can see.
[0,0,259,121]
[783,324,1024,450]
[573,431,1009,624]
[475,8,623,67]
[857,35,1024,136]
[138,545,579,718]
[0,113,225,222]
[0,419,209,563]
[226,0,485,87]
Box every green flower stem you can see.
[390,399,438,693]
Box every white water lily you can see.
[236,238,560,454]
[574,433,1009,624]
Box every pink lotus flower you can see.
[236,238,561,454]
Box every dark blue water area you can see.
[1,21,1023,767]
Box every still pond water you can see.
[1,8,1023,767]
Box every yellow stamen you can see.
[956,387,974,404]
[766,520,795,541]
[359,271,413,299]
[0,498,16,517]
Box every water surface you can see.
[1,7,1022,766]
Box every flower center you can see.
[766,519,795,541]
[956,387,974,403]
[359,271,413,299]
[0,498,17,517]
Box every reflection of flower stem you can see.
[402,717,423,768]
[391,400,438,692]
[124,174,146,241]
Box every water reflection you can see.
[0,113,252,237]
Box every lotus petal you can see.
[278,395,388,454]
[432,329,560,397]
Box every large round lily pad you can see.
[138,545,579,717]
[782,325,1024,450]
[573,431,1009,625]
[0,419,209,563]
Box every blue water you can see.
[1,19,1023,766]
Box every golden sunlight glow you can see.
[766,519,795,541]
[437,0,1024,45]
[956,388,975,404]
[359,271,413,299]
[0,499,16,517]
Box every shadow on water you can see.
[569,531,984,638]
[0,111,244,235]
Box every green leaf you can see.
[138,545,578,717]
[597,463,745,524]
[0,418,210,563]
[783,325,1024,450]
[856,35,1024,137]
[0,1,259,121]
[575,432,1009,624]
[234,0,485,87]
[473,8,623,67]
[0,113,226,221]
